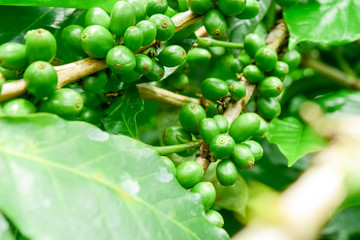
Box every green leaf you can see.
[228,0,272,43]
[0,214,14,240]
[321,206,360,240]
[0,114,229,240]
[203,163,248,218]
[102,86,144,138]
[0,6,84,63]
[0,0,119,12]
[267,117,328,167]
[284,0,360,49]
[315,90,360,118]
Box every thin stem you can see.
[152,142,200,155]
[303,57,360,90]
[196,37,244,49]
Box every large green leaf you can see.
[0,0,118,12]
[267,117,328,167]
[0,6,84,63]
[102,86,144,138]
[315,90,360,118]
[0,214,14,240]
[0,114,229,240]
[284,0,360,49]
[228,0,272,43]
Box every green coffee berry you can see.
[229,112,260,143]
[243,65,264,83]
[176,161,204,189]
[162,125,192,145]
[255,47,278,72]
[186,48,211,66]
[244,33,266,58]
[81,25,113,58]
[204,10,227,37]
[80,107,104,124]
[243,140,263,161]
[254,116,268,138]
[271,61,289,81]
[218,0,246,16]
[3,98,36,115]
[24,61,58,98]
[216,160,237,186]
[258,76,283,97]
[212,115,229,134]
[85,7,110,29]
[231,144,255,169]
[201,78,229,102]
[209,134,235,159]
[83,71,108,92]
[179,103,206,134]
[145,59,165,81]
[148,14,175,41]
[25,28,57,63]
[257,97,281,119]
[40,88,84,120]
[187,0,212,14]
[281,50,301,71]
[109,1,136,36]
[191,182,216,211]
[199,118,221,144]
[0,42,27,70]
[166,73,189,91]
[231,59,245,74]
[236,0,260,19]
[237,52,252,66]
[126,0,147,22]
[158,45,186,67]
[135,54,154,75]
[61,25,87,56]
[123,26,144,52]
[146,0,168,16]
[160,156,176,175]
[206,105,219,118]
[229,81,246,101]
[106,46,136,74]
[205,210,224,228]
[136,20,158,46]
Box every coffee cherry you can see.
[236,0,260,19]
[106,46,136,74]
[243,65,264,83]
[80,107,104,124]
[243,140,263,161]
[205,210,224,227]
[178,0,189,11]
[201,78,229,102]
[123,26,144,52]
[146,0,168,16]
[83,71,108,92]
[109,1,136,36]
[212,115,229,134]
[24,61,58,98]
[258,76,283,97]
[204,10,227,37]
[119,70,142,83]
[134,54,154,75]
[191,182,216,211]
[81,92,103,108]
[179,103,206,134]
[136,20,157,46]
[81,25,113,58]
[176,161,203,189]
[209,46,226,57]
[255,47,278,72]
[61,25,87,56]
[126,0,147,22]
[0,66,20,80]
[275,0,299,8]
[254,116,268,139]
[40,88,84,120]
[205,105,218,118]
[209,134,235,159]
[229,81,246,101]
[199,118,221,144]
[229,112,260,143]
[148,14,175,41]
[25,28,56,63]
[186,48,211,66]
[166,73,189,91]
[231,59,245,74]
[281,50,301,71]
[160,156,176,175]
[0,42,27,70]
[271,61,289,81]
[244,33,266,58]
[145,59,165,81]
[187,0,212,14]
[85,7,110,29]
[162,126,192,146]
[218,0,246,16]
[257,97,281,119]
[237,52,252,66]
[216,160,237,186]
[3,98,36,115]
[158,45,186,67]
[231,144,255,169]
